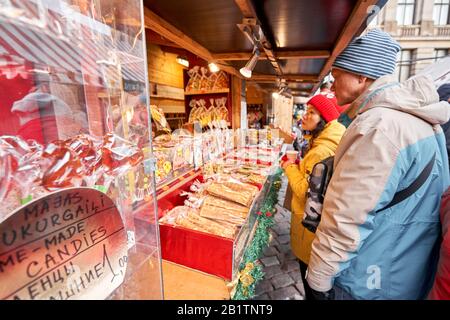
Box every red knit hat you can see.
[307,94,340,123]
[319,91,348,114]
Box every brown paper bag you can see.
[283,183,293,211]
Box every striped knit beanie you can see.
[333,29,401,79]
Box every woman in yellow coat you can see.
[281,94,345,299]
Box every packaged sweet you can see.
[206,181,258,208]
[41,141,83,190]
[0,133,145,214]
[199,195,248,225]
[65,134,103,186]
[199,204,246,226]
[101,133,144,177]
[181,191,205,209]
[160,206,236,239]
[0,146,14,205]
[153,148,173,184]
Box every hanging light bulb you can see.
[208,62,220,73]
[176,55,189,68]
[240,48,260,78]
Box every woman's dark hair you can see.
[300,118,327,156]
[310,119,327,139]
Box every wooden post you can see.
[231,75,245,129]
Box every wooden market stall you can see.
[143,0,389,300]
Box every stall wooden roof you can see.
[144,0,388,96]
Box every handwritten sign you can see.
[0,188,128,300]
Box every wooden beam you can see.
[212,50,331,61]
[248,79,316,85]
[234,0,257,18]
[144,7,242,78]
[277,50,330,60]
[146,30,181,49]
[310,0,380,94]
[235,0,283,76]
[250,74,319,82]
[213,52,267,61]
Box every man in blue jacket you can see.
[306,29,450,300]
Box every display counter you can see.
[147,131,283,299]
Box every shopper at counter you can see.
[428,187,450,300]
[437,84,450,167]
[306,29,450,300]
[280,94,345,300]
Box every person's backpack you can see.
[302,156,334,233]
[302,153,436,233]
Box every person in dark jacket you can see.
[428,187,450,300]
[438,83,450,167]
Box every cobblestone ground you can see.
[252,175,306,300]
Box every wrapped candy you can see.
[41,141,83,190]
[101,133,144,189]
[0,133,145,214]
[0,145,14,204]
[65,134,103,187]
[0,136,46,205]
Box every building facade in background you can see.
[368,0,450,81]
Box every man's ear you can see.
[358,75,368,84]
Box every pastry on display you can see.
[213,71,229,90]
[186,66,201,91]
[150,105,171,136]
[160,206,236,239]
[188,98,228,128]
[206,181,258,208]
[199,195,248,225]
[186,67,229,93]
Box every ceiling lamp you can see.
[208,62,220,73]
[176,56,189,68]
[240,48,260,78]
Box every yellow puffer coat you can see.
[284,120,345,264]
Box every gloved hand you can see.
[310,288,334,300]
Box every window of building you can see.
[435,49,449,61]
[395,50,413,82]
[433,0,450,25]
[397,0,416,25]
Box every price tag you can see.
[0,188,127,300]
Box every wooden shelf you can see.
[184,89,229,95]
[150,94,185,101]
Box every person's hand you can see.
[281,158,296,170]
[310,288,335,300]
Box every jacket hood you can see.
[356,74,450,125]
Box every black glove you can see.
[310,288,335,300]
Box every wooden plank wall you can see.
[146,43,185,114]
[246,84,265,105]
